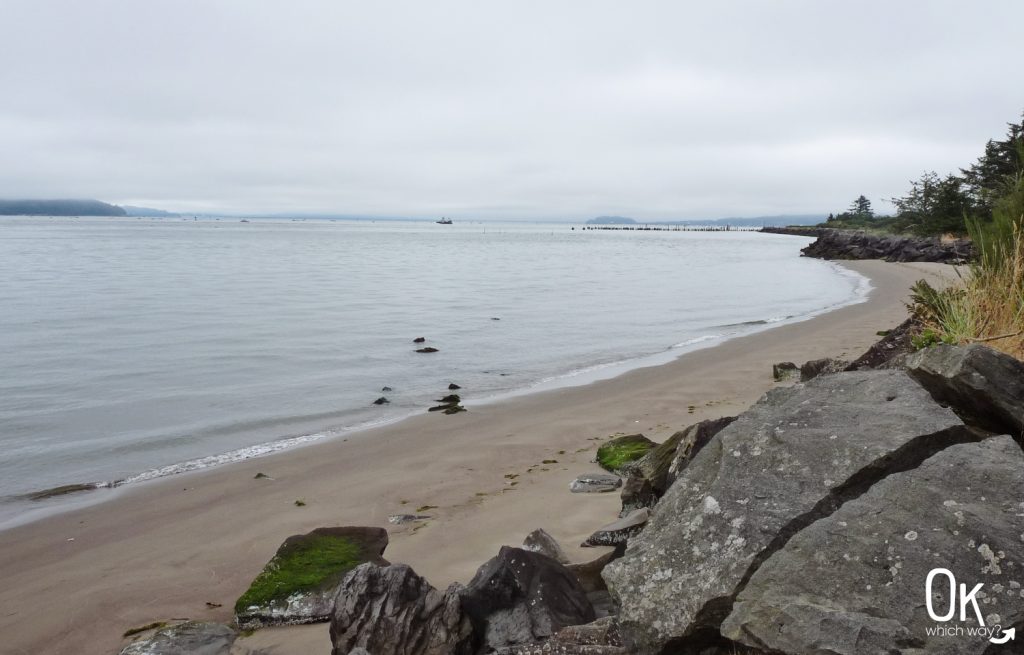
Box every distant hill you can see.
[0,199,127,216]
[587,214,825,227]
[587,216,638,225]
[122,205,180,217]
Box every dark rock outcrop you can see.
[373,396,390,405]
[119,622,236,655]
[662,416,736,493]
[581,509,649,548]
[845,318,920,371]
[417,347,440,353]
[330,563,474,655]
[799,357,848,381]
[618,477,656,517]
[566,544,626,595]
[460,547,596,652]
[772,361,799,381]
[722,436,1024,655]
[235,527,389,629]
[569,474,622,494]
[801,228,972,264]
[492,617,626,655]
[522,528,571,565]
[620,417,735,496]
[906,343,1024,438]
[602,370,973,652]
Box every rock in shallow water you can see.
[722,436,1024,655]
[602,370,972,652]
[330,563,474,655]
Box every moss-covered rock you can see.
[595,434,656,473]
[235,526,388,629]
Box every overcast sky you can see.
[1,1,1022,219]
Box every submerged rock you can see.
[569,474,622,494]
[460,547,596,652]
[416,347,439,353]
[448,383,462,390]
[413,337,426,343]
[906,343,1024,437]
[722,436,1024,655]
[373,396,390,405]
[235,527,389,629]
[602,370,972,652]
[522,528,571,565]
[119,622,236,655]
[330,563,474,655]
[595,435,655,474]
[581,508,649,548]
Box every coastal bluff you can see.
[119,341,1024,655]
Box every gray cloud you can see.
[1,0,1021,218]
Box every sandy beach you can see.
[0,259,954,655]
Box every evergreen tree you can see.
[848,195,873,218]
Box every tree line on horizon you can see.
[824,112,1024,237]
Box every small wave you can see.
[119,432,331,485]
[671,334,723,348]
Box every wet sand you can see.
[0,260,954,655]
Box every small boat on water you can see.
[436,217,453,225]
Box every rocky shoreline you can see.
[762,226,974,264]
[120,321,1024,654]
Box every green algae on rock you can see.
[234,527,389,629]
[595,434,655,473]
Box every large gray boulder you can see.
[120,622,236,655]
[235,526,389,629]
[722,436,1024,654]
[602,370,973,652]
[330,563,474,655]
[460,547,596,652]
[906,343,1024,437]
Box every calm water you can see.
[0,217,865,524]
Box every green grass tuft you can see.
[234,535,363,614]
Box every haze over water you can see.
[0,217,864,524]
